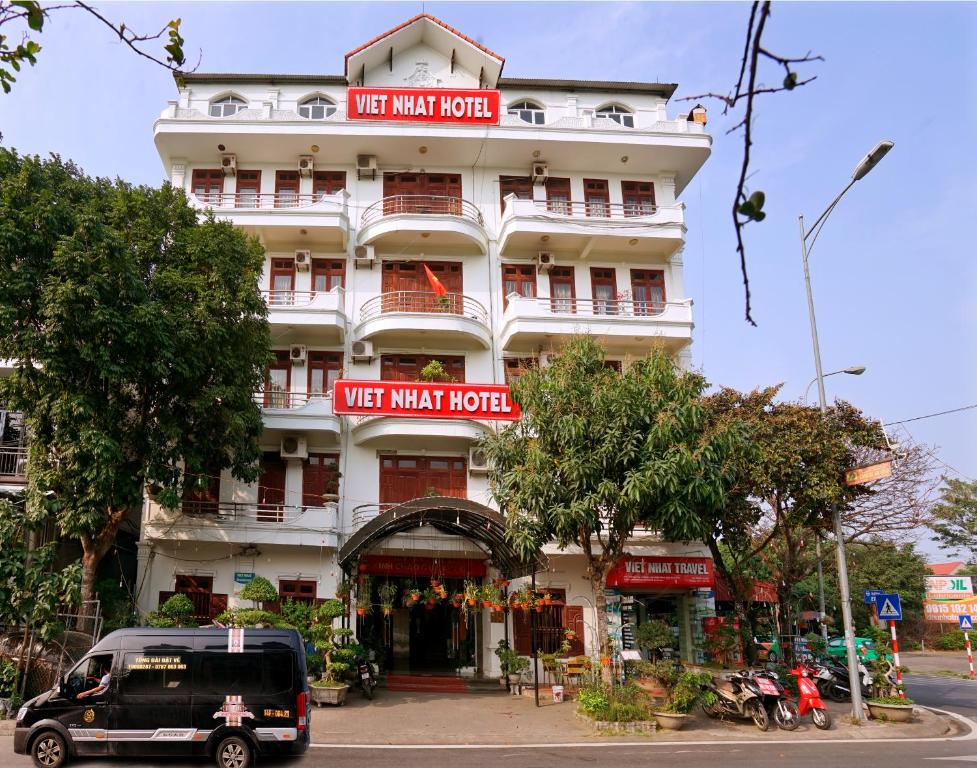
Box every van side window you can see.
[119,652,191,695]
[196,651,292,695]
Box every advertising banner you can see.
[606,555,714,590]
[924,596,977,622]
[925,576,973,600]
[357,555,486,579]
[333,379,521,421]
[347,87,501,125]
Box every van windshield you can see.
[65,655,113,700]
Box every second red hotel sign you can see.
[333,380,521,421]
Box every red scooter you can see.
[791,664,832,729]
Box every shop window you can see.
[299,95,337,119]
[303,453,339,506]
[209,95,246,118]
[279,579,317,604]
[508,100,545,125]
[502,263,537,308]
[596,104,635,127]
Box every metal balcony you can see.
[254,391,342,435]
[0,446,27,484]
[357,195,488,255]
[260,287,347,344]
[354,291,492,350]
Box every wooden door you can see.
[630,269,666,315]
[303,453,339,506]
[382,261,461,313]
[236,170,261,208]
[312,259,345,293]
[275,170,301,208]
[313,171,346,196]
[583,178,610,217]
[191,169,224,205]
[258,453,287,522]
[308,351,343,397]
[269,258,296,303]
[499,175,532,213]
[501,264,537,308]
[590,267,618,315]
[380,354,465,382]
[379,456,466,505]
[545,177,572,214]
[622,181,656,216]
[549,266,576,313]
[425,173,462,214]
[265,350,291,407]
[182,470,220,516]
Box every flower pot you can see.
[431,580,441,588]
[467,598,476,606]
[867,701,915,723]
[653,712,688,731]
[382,607,392,617]
[499,676,508,688]
[600,656,611,667]
[356,608,367,617]
[310,684,349,707]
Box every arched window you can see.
[508,100,545,125]
[209,95,247,118]
[596,104,634,128]
[299,95,337,120]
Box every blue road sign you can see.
[875,592,903,621]
[960,615,974,631]
[863,589,885,604]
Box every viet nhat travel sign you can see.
[347,87,501,124]
[606,556,714,590]
[332,380,520,421]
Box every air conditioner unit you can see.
[298,155,314,177]
[294,249,311,271]
[280,435,308,460]
[290,344,307,364]
[536,251,555,272]
[538,352,554,369]
[220,153,237,176]
[531,162,549,184]
[350,340,374,362]
[353,244,375,269]
[356,154,378,180]
[469,447,491,474]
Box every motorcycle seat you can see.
[714,678,739,694]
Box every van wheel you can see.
[31,730,68,768]
[215,736,252,768]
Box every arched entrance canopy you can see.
[338,496,546,579]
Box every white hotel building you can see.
[138,14,719,676]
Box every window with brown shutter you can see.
[499,175,532,213]
[279,579,317,605]
[380,354,465,383]
[275,170,300,208]
[512,589,576,655]
[590,267,618,315]
[264,350,291,408]
[313,171,346,196]
[236,170,261,207]
[621,180,656,217]
[583,179,610,217]
[308,351,343,397]
[502,264,537,308]
[311,259,345,293]
[182,469,220,516]
[545,177,571,215]
[303,454,339,507]
[191,169,224,204]
[549,266,575,313]
[379,456,467,505]
[503,357,537,385]
[257,452,286,522]
[630,269,666,315]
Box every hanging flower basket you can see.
[382,605,393,617]
[466,597,477,606]
[431,578,441,589]
[356,607,367,618]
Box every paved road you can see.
[906,672,977,721]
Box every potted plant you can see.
[335,578,353,604]
[422,586,440,609]
[867,695,916,722]
[463,579,480,607]
[378,582,397,617]
[309,599,352,706]
[636,620,674,662]
[651,665,714,731]
[240,575,279,609]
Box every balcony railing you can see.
[513,296,676,318]
[254,390,333,410]
[360,291,488,325]
[524,199,664,219]
[360,195,484,227]
[180,500,322,524]
[260,288,345,308]
[0,445,27,481]
[189,192,344,210]
[350,503,397,530]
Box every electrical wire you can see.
[883,403,977,427]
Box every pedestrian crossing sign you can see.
[875,592,903,621]
[961,615,974,631]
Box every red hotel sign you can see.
[358,555,487,579]
[606,556,715,590]
[347,87,501,125]
[332,380,521,421]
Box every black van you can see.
[13,627,311,768]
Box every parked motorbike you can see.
[812,656,871,702]
[789,665,832,729]
[356,654,377,700]
[703,673,770,731]
[738,669,799,731]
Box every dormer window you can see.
[596,104,634,128]
[508,100,545,125]
[299,96,337,120]
[209,95,247,118]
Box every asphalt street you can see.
[906,673,977,722]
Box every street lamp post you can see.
[799,139,893,722]
[803,364,866,643]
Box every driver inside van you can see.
[76,662,111,699]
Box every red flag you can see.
[423,264,447,297]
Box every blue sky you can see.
[2,2,974,558]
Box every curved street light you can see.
[802,366,867,404]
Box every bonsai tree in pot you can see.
[240,576,278,609]
[636,620,674,662]
[863,626,914,721]
[146,593,196,627]
[310,599,353,705]
[650,663,714,731]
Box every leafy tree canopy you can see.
[0,147,270,609]
[929,477,977,555]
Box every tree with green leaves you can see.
[1,1,192,93]
[702,387,934,657]
[483,337,743,673]
[0,148,270,615]
[929,477,977,556]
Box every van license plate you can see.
[361,672,370,679]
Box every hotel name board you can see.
[332,380,520,421]
[347,87,501,125]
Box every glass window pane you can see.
[121,652,191,695]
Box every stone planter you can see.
[594,719,656,734]
[653,712,689,731]
[310,684,349,707]
[867,701,914,723]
